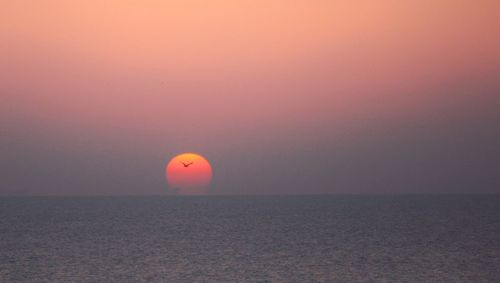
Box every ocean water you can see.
[0,195,499,282]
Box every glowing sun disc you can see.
[166,153,212,195]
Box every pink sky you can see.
[1,1,499,194]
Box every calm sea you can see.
[1,195,499,282]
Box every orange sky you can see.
[1,1,499,195]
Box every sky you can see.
[1,1,499,195]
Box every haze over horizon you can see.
[1,1,499,195]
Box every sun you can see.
[166,153,213,195]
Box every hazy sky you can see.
[1,1,499,195]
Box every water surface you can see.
[1,195,499,282]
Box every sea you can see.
[1,195,499,282]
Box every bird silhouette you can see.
[181,161,194,168]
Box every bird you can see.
[181,161,194,168]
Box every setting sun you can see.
[166,153,212,195]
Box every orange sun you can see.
[166,153,213,195]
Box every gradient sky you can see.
[1,1,499,195]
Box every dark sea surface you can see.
[1,195,499,282]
